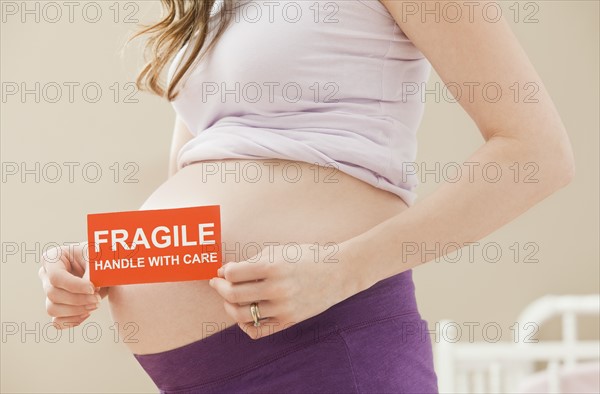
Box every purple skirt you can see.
[133,269,438,393]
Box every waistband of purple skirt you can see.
[133,269,420,392]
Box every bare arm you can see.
[169,116,194,178]
[339,0,576,291]
[208,0,576,339]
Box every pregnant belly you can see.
[108,159,408,355]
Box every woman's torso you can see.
[109,0,429,355]
[108,159,409,355]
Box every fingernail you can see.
[209,278,214,286]
[85,303,99,310]
[217,267,223,277]
[94,294,102,302]
[88,285,95,295]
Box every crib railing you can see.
[434,294,600,393]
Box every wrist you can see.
[337,236,378,298]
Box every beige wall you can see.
[1,1,598,392]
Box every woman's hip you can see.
[133,269,438,393]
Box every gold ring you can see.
[250,302,261,327]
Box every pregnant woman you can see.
[38,1,575,393]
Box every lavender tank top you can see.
[168,0,431,205]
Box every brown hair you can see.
[130,0,234,101]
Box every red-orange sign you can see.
[87,205,221,286]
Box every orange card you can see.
[86,205,222,287]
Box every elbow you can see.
[543,135,576,191]
[554,136,576,189]
[513,127,576,192]
[551,158,575,193]
[493,113,576,192]
[559,155,576,188]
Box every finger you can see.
[46,284,102,306]
[52,313,91,330]
[38,265,46,279]
[239,320,278,341]
[41,271,101,305]
[220,261,275,283]
[223,299,278,323]
[43,243,88,277]
[209,277,280,304]
[46,262,95,295]
[46,299,99,318]
[43,246,95,295]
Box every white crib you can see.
[434,294,600,393]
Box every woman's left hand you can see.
[208,241,368,339]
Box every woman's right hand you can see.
[38,242,105,329]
